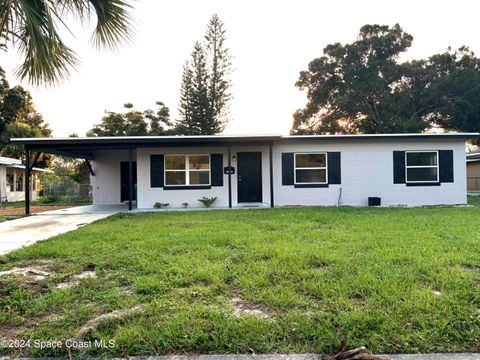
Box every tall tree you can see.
[88,102,173,136]
[1,0,134,85]
[144,101,173,136]
[205,14,232,132]
[0,67,51,163]
[176,42,210,135]
[177,62,195,134]
[292,24,480,136]
[176,14,232,135]
[428,48,480,134]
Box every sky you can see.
[2,0,480,137]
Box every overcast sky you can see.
[2,0,480,136]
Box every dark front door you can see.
[237,152,262,203]
[120,161,137,202]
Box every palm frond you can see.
[1,0,134,85]
[87,0,134,50]
[14,0,78,85]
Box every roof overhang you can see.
[9,133,478,160]
[9,135,282,159]
[2,163,48,172]
[281,133,478,141]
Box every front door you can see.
[120,161,137,202]
[237,152,262,203]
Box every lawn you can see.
[0,200,479,357]
[0,195,92,208]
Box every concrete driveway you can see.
[0,205,125,255]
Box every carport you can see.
[10,137,137,214]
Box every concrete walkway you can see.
[0,207,120,255]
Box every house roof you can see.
[3,164,49,172]
[9,133,478,160]
[467,151,480,162]
[0,156,22,166]
[0,156,47,172]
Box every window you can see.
[164,155,210,186]
[6,173,14,192]
[294,153,327,184]
[405,151,438,183]
[16,173,24,192]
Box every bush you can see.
[198,196,217,208]
[40,195,60,204]
[154,202,169,209]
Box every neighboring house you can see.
[466,151,480,192]
[0,156,45,203]
[10,133,477,211]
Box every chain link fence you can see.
[38,172,92,205]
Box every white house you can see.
[0,156,44,203]
[10,133,477,212]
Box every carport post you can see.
[25,148,30,215]
[128,148,133,211]
[227,145,232,208]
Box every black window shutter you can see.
[150,154,164,187]
[393,151,406,184]
[211,153,224,186]
[282,153,294,185]
[439,150,454,183]
[327,152,341,184]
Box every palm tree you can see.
[0,0,134,85]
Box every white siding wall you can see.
[136,146,272,209]
[0,166,39,202]
[92,139,467,208]
[90,150,133,204]
[273,139,467,207]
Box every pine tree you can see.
[177,43,210,135]
[191,41,210,134]
[177,62,195,134]
[176,14,232,135]
[205,14,232,133]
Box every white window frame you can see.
[164,154,211,187]
[294,152,328,185]
[405,150,439,184]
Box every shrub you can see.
[40,195,60,204]
[198,197,217,208]
[154,202,169,209]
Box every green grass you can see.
[1,199,479,357]
[1,195,92,208]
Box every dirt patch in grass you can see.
[231,297,272,319]
[75,305,144,338]
[55,271,97,289]
[0,261,52,282]
[0,266,50,281]
[0,205,74,216]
